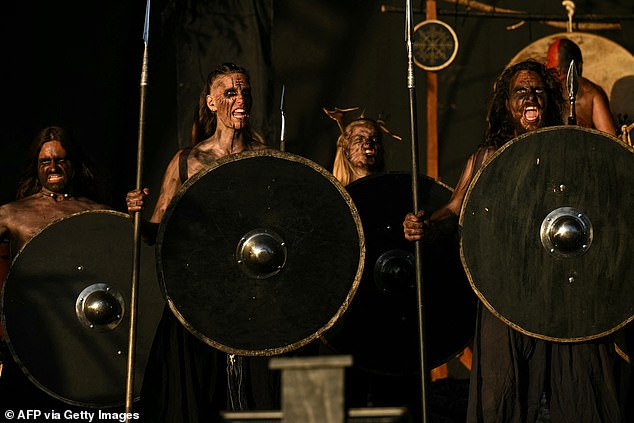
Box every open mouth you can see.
[364,148,375,157]
[233,108,248,119]
[524,106,539,122]
[48,174,64,183]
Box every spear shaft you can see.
[125,0,150,418]
[405,0,430,421]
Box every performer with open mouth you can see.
[324,106,400,187]
[403,60,624,423]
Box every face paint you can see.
[346,122,382,170]
[37,141,74,193]
[545,39,565,82]
[208,72,252,130]
[507,70,548,135]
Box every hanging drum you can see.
[1,210,164,407]
[321,172,477,375]
[157,149,364,356]
[460,126,634,341]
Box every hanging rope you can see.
[562,0,576,32]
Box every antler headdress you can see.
[323,107,402,141]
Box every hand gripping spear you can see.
[125,0,150,419]
[405,0,431,421]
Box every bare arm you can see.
[127,150,184,244]
[591,85,617,137]
[150,153,183,224]
[403,146,495,241]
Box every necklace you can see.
[41,191,72,200]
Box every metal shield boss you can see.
[157,150,364,356]
[1,210,164,407]
[460,126,634,341]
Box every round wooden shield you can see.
[508,32,634,129]
[321,172,476,375]
[157,150,364,356]
[1,210,164,407]
[460,126,634,341]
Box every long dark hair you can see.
[190,62,263,145]
[16,126,106,202]
[484,60,564,148]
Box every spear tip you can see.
[143,0,151,44]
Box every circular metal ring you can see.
[75,283,125,331]
[540,206,593,258]
[236,228,287,279]
[373,249,415,295]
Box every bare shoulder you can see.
[469,145,496,167]
[161,148,186,182]
[189,144,219,174]
[0,200,15,215]
[0,195,39,215]
[580,77,609,99]
[167,148,187,167]
[0,201,14,225]
[0,195,50,243]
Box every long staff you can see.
[405,0,430,421]
[125,0,151,418]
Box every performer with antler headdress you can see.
[324,107,401,186]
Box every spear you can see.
[280,84,286,151]
[405,0,431,421]
[566,59,578,125]
[125,0,150,418]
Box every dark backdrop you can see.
[2,0,633,212]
